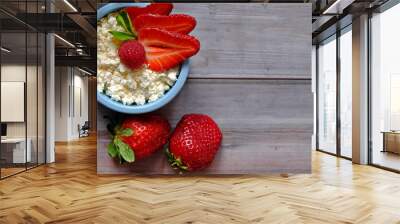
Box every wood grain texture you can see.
[174,3,311,79]
[98,80,312,174]
[2,137,400,223]
[97,3,312,174]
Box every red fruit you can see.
[138,28,200,72]
[121,115,170,160]
[134,14,196,34]
[108,115,170,163]
[167,114,223,171]
[118,40,146,70]
[125,3,173,21]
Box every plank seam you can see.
[188,74,311,81]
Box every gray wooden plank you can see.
[173,3,311,79]
[97,79,312,174]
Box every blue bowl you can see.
[97,3,190,114]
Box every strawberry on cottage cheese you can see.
[97,13,178,105]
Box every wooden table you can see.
[97,3,312,174]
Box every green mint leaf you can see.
[109,31,135,41]
[120,11,133,33]
[116,13,126,29]
[120,128,133,137]
[116,11,134,34]
[107,143,118,158]
[114,138,135,163]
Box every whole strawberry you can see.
[167,114,223,171]
[118,40,146,70]
[107,115,170,163]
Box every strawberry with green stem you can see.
[106,115,171,163]
[166,114,223,172]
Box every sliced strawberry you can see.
[138,28,200,72]
[134,14,196,34]
[125,3,173,21]
[145,3,173,15]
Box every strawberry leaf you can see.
[106,124,114,135]
[165,147,188,172]
[107,143,118,158]
[120,128,133,137]
[106,117,136,164]
[165,146,176,164]
[109,31,135,41]
[104,115,117,135]
[114,138,135,163]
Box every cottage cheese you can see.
[97,13,179,105]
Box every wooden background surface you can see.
[97,3,312,174]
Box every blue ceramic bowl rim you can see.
[97,3,190,114]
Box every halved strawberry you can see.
[134,14,196,34]
[138,28,200,72]
[125,3,173,21]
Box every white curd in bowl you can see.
[97,13,179,106]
